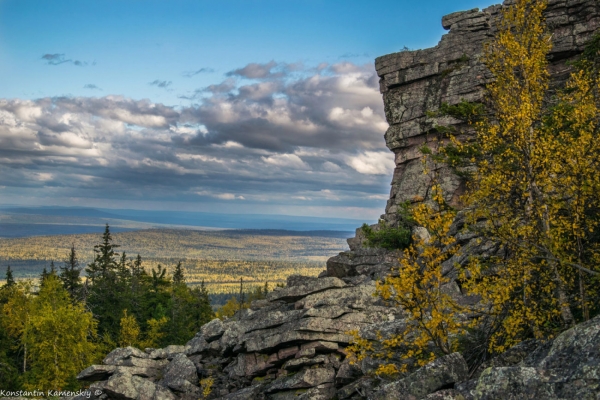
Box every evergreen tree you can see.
[5,265,15,287]
[59,245,82,299]
[172,261,185,286]
[85,225,127,339]
[85,224,119,280]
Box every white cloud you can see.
[346,151,395,175]
[262,153,310,170]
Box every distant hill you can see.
[0,206,364,234]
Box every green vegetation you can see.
[361,203,414,250]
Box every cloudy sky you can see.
[0,0,495,221]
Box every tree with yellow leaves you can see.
[348,158,468,374]
[3,274,99,390]
[454,0,600,351]
[118,309,141,348]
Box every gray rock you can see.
[287,275,319,287]
[282,355,329,371]
[424,389,466,399]
[219,385,266,400]
[116,357,169,369]
[267,277,346,303]
[103,347,149,365]
[185,335,209,356]
[161,353,198,388]
[77,365,117,381]
[103,372,177,400]
[149,345,189,360]
[200,318,226,342]
[266,367,335,393]
[373,353,469,400]
[335,359,362,386]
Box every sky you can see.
[0,0,497,221]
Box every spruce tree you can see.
[5,265,15,287]
[59,245,82,299]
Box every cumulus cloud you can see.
[0,60,393,214]
[41,53,92,66]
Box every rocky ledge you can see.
[74,268,600,399]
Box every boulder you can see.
[103,372,177,400]
[373,353,469,400]
[103,347,149,365]
[161,353,198,388]
[199,318,225,342]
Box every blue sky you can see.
[0,0,496,221]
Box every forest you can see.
[0,225,320,390]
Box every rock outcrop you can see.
[73,1,600,399]
[75,312,600,399]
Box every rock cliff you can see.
[73,1,599,399]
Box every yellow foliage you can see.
[139,316,168,349]
[118,309,141,348]
[2,275,98,390]
[454,0,600,351]
[200,376,214,398]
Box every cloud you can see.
[262,154,310,170]
[83,84,102,90]
[0,60,393,215]
[182,68,215,78]
[41,53,92,66]
[226,60,284,79]
[149,80,172,89]
[346,151,395,175]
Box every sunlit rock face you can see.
[70,1,600,400]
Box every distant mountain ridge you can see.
[0,206,363,235]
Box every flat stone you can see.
[116,357,169,369]
[77,364,116,381]
[266,367,336,393]
[300,341,339,352]
[103,347,149,365]
[149,345,189,360]
[267,277,347,303]
[278,346,299,360]
[283,355,329,371]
